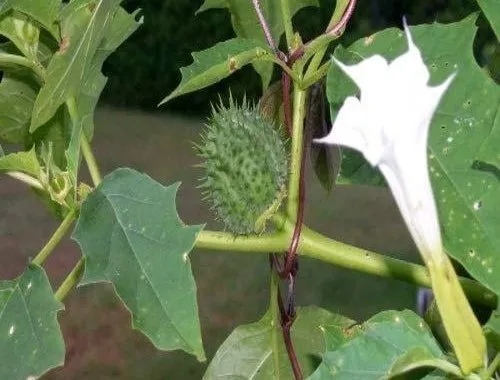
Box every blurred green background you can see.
[1,1,498,379]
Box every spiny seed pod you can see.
[198,97,288,235]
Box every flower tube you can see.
[315,22,486,373]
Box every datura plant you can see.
[0,1,499,380]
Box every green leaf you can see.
[77,6,142,142]
[0,264,65,380]
[65,6,142,184]
[389,347,463,378]
[327,15,500,295]
[73,168,205,360]
[476,0,500,40]
[197,0,318,88]
[30,0,121,131]
[336,149,385,186]
[203,306,354,379]
[0,11,41,62]
[476,105,500,169]
[31,107,70,171]
[308,310,445,380]
[0,0,60,38]
[37,28,58,66]
[484,306,500,350]
[0,147,40,177]
[0,71,37,144]
[160,38,272,105]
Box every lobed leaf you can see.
[30,0,120,131]
[160,38,272,105]
[79,6,142,140]
[203,306,354,379]
[308,310,446,380]
[196,0,319,88]
[0,147,40,177]
[73,168,205,360]
[65,6,142,185]
[326,15,500,296]
[0,264,65,380]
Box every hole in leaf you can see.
[473,200,482,210]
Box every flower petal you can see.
[314,96,385,165]
[333,55,389,106]
[388,21,430,92]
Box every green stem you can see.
[270,271,281,377]
[299,0,351,74]
[265,55,299,81]
[32,209,77,266]
[301,34,334,69]
[305,47,327,78]
[483,353,500,379]
[301,61,330,89]
[80,134,102,186]
[6,171,44,190]
[326,0,352,32]
[196,230,288,252]
[0,52,45,82]
[280,0,293,49]
[55,258,85,302]
[286,87,307,219]
[195,221,497,308]
[296,222,497,309]
[65,97,102,187]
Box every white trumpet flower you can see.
[316,22,486,374]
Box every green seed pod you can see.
[198,97,288,235]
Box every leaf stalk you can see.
[6,171,44,190]
[81,134,102,186]
[32,209,77,266]
[55,258,85,302]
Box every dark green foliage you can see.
[198,98,288,234]
[101,0,497,115]
[102,0,262,115]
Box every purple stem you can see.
[251,0,277,52]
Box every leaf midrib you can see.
[101,190,191,349]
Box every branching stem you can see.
[195,226,497,308]
[301,0,358,76]
[301,61,330,89]
[32,209,77,266]
[483,353,500,379]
